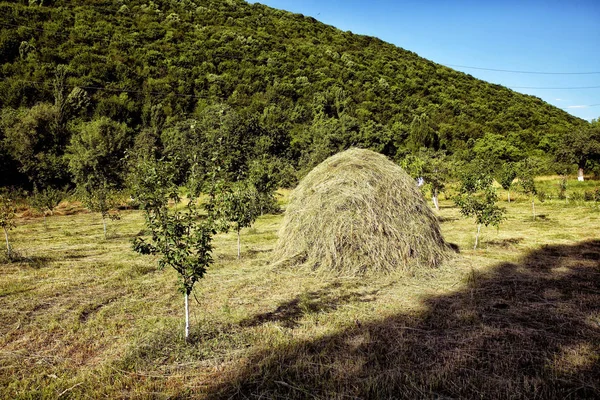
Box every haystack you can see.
[273,148,449,275]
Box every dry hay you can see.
[273,148,450,275]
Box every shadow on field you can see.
[240,283,381,329]
[208,240,600,399]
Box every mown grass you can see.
[1,179,599,399]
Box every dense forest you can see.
[0,0,592,191]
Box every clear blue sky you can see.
[250,0,600,122]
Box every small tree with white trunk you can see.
[30,186,66,229]
[517,158,540,220]
[496,162,517,203]
[454,165,505,250]
[131,157,215,341]
[213,180,260,259]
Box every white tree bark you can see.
[185,292,189,340]
[3,226,10,259]
[578,167,585,181]
[474,223,482,250]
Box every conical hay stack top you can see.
[273,148,450,275]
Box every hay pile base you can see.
[274,148,450,275]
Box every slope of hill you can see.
[0,0,586,187]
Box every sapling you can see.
[131,158,215,340]
[30,186,66,229]
[0,192,16,259]
[496,162,517,203]
[213,180,260,259]
[78,182,120,239]
[517,158,540,220]
[66,117,129,239]
[454,168,505,250]
[400,149,448,210]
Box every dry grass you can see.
[1,180,599,399]
[273,148,450,275]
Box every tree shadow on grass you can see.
[207,240,600,399]
[239,283,382,329]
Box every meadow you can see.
[1,177,599,399]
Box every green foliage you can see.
[1,103,69,187]
[0,0,587,192]
[247,156,283,213]
[400,149,449,209]
[516,157,541,219]
[495,162,517,202]
[454,163,505,249]
[213,180,261,258]
[558,175,568,200]
[30,185,64,212]
[130,156,215,338]
[496,162,517,191]
[407,113,437,152]
[555,119,600,177]
[67,117,129,237]
[29,185,66,227]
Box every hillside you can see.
[0,0,587,188]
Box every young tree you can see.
[495,162,517,203]
[214,180,260,259]
[67,117,129,238]
[400,149,448,210]
[517,158,540,220]
[454,166,505,250]
[247,156,281,214]
[0,191,16,259]
[30,186,66,228]
[131,157,215,341]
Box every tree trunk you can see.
[237,228,241,259]
[184,291,189,340]
[3,226,10,259]
[432,188,439,210]
[474,223,481,250]
[102,214,107,239]
[578,167,584,182]
[532,198,536,221]
[507,191,511,203]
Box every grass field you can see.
[1,178,599,399]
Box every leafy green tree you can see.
[2,103,69,188]
[473,133,522,163]
[407,113,437,152]
[495,162,517,203]
[247,156,281,214]
[400,149,448,210]
[454,165,505,250]
[67,117,130,238]
[131,157,215,340]
[214,180,260,259]
[0,191,16,260]
[556,119,600,181]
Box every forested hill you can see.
[0,0,587,188]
